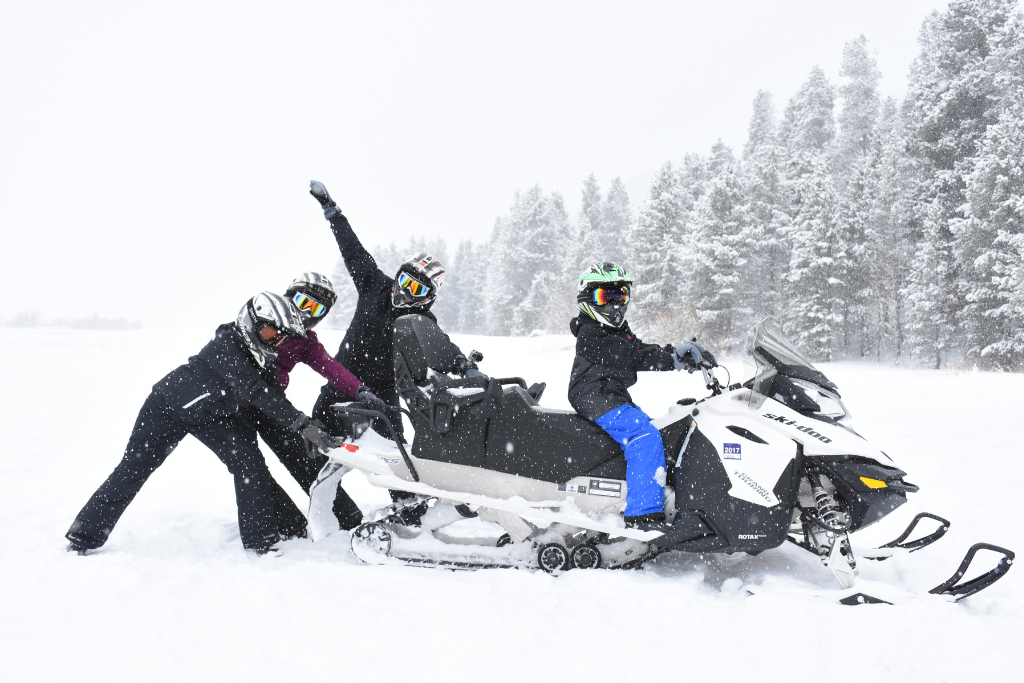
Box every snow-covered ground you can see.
[1,326,1020,682]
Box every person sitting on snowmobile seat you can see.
[307,180,475,442]
[66,292,343,556]
[236,272,388,531]
[568,262,717,530]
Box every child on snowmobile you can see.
[66,293,344,555]
[307,180,476,442]
[236,272,388,531]
[568,262,717,529]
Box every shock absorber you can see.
[810,474,847,532]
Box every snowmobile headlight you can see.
[859,476,887,489]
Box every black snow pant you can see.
[237,406,364,530]
[66,394,307,551]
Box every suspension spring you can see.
[810,474,848,532]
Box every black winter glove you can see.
[453,354,481,378]
[309,180,341,218]
[354,386,388,414]
[295,417,340,454]
[674,339,718,373]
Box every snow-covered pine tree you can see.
[483,213,515,336]
[602,177,632,268]
[494,186,574,335]
[963,80,1024,367]
[686,142,750,350]
[741,90,789,322]
[903,0,1015,365]
[778,67,843,359]
[835,36,882,189]
[834,37,884,355]
[448,239,488,334]
[862,99,914,362]
[576,174,608,270]
[779,66,836,177]
[783,154,846,361]
[904,200,959,368]
[630,162,692,337]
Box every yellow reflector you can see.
[860,477,887,489]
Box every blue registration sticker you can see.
[723,443,742,460]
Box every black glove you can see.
[294,417,339,454]
[453,354,479,377]
[354,386,388,414]
[309,180,340,217]
[674,339,717,373]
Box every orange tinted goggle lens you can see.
[594,286,629,306]
[398,272,428,297]
[260,325,286,345]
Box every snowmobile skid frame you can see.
[309,317,1015,604]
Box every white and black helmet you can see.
[285,271,337,331]
[235,291,306,367]
[392,252,445,309]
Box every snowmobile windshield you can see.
[745,319,839,394]
[743,319,852,423]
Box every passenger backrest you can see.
[393,314,458,383]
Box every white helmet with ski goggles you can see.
[235,291,307,367]
[577,262,633,328]
[286,272,337,331]
[392,252,445,309]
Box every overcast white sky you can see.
[0,0,950,327]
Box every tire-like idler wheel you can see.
[570,544,602,569]
[537,543,570,573]
[350,522,392,563]
[496,533,512,547]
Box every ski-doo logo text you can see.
[735,471,773,503]
[763,414,833,443]
[723,443,741,459]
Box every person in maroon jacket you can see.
[237,272,386,530]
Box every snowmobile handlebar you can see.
[330,405,420,482]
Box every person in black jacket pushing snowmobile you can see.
[569,262,718,530]
[237,273,388,531]
[66,292,341,555]
[307,180,475,441]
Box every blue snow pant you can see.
[594,404,666,518]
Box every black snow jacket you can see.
[320,211,463,404]
[153,323,305,429]
[567,315,675,421]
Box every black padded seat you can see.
[483,383,628,482]
[392,314,631,483]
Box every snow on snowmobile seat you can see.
[392,315,629,482]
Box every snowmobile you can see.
[307,315,1014,603]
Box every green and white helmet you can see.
[577,262,632,328]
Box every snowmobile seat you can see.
[392,314,629,482]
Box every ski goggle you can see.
[292,292,327,318]
[397,271,430,298]
[593,286,629,307]
[259,324,288,346]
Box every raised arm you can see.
[310,181,391,296]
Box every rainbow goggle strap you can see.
[592,285,630,307]
[292,292,328,317]
[396,271,431,298]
